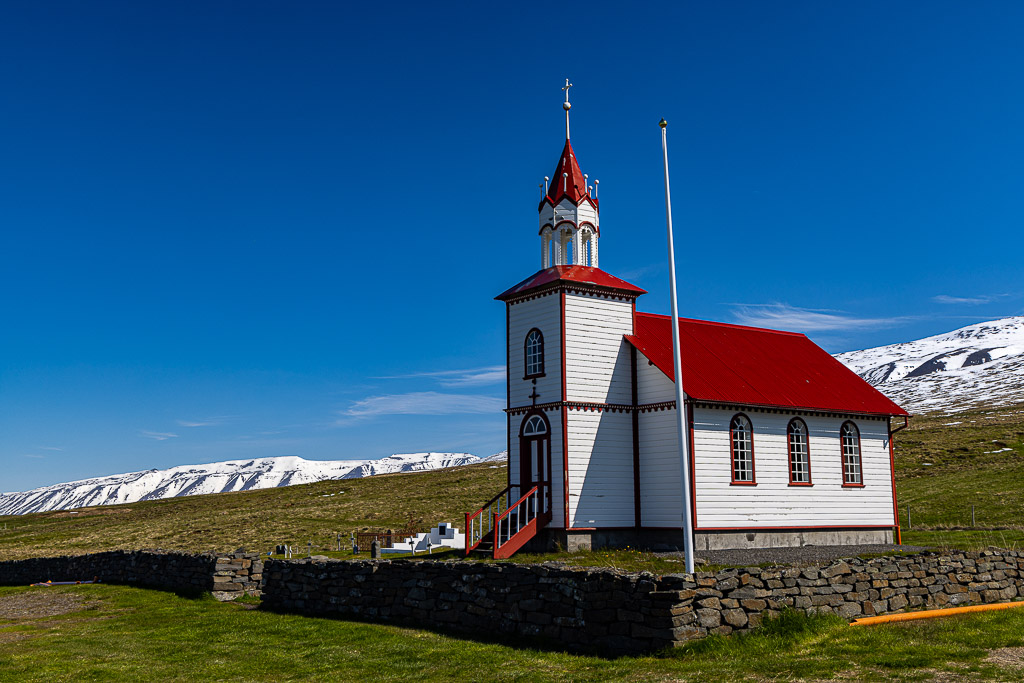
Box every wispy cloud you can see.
[932,294,992,305]
[374,366,505,388]
[36,446,63,452]
[339,391,504,420]
[617,263,662,281]
[176,416,233,427]
[729,303,912,332]
[22,453,45,459]
[140,430,178,441]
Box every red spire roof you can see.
[625,312,908,416]
[496,266,646,301]
[546,140,589,205]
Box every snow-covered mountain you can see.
[341,452,484,478]
[0,452,484,516]
[834,316,1024,414]
[481,451,509,462]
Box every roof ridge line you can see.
[635,311,807,337]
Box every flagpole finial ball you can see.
[563,101,572,111]
[659,119,667,128]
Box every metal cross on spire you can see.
[562,78,573,139]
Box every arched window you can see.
[788,418,811,485]
[729,413,755,484]
[522,414,548,436]
[524,329,544,378]
[841,421,863,486]
[580,231,591,266]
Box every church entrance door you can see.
[519,412,551,517]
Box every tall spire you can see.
[545,140,588,204]
[562,78,572,140]
[547,79,586,205]
[538,79,599,269]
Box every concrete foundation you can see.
[540,527,894,552]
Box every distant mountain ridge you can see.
[834,316,1024,414]
[0,451,507,516]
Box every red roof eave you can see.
[537,194,599,214]
[496,266,646,301]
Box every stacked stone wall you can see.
[3,549,1023,653]
[261,558,689,653]
[262,550,1024,654]
[0,550,262,601]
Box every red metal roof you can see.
[545,139,589,205]
[626,312,907,416]
[496,266,647,301]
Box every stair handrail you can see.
[493,484,540,553]
[465,484,518,554]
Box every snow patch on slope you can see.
[834,316,1024,414]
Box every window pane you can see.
[788,420,810,483]
[526,331,543,375]
[841,423,861,484]
[731,416,754,482]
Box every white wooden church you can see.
[465,92,908,558]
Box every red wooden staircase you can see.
[465,484,550,559]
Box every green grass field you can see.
[3,403,1024,564]
[894,403,1024,550]
[2,583,1024,682]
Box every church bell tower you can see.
[495,81,646,544]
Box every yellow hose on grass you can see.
[850,600,1024,626]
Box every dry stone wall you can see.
[262,549,1024,654]
[261,558,690,653]
[0,550,262,601]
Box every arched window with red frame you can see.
[787,418,812,485]
[840,421,863,486]
[524,329,544,378]
[729,413,755,484]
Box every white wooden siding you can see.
[508,294,562,409]
[509,409,565,529]
[693,407,895,528]
[563,293,634,404]
[638,408,684,527]
[636,352,676,404]
[566,410,635,527]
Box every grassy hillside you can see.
[894,403,1024,548]
[3,403,1024,562]
[0,463,507,561]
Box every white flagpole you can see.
[660,118,695,574]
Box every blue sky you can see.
[3,1,1023,492]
